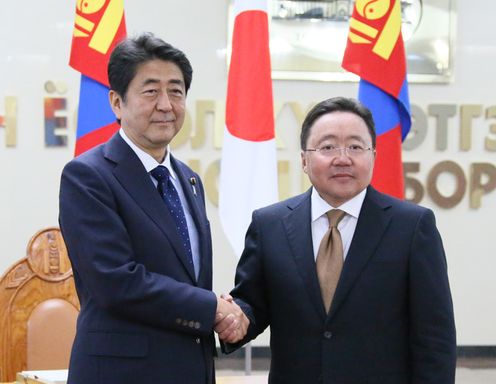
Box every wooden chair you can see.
[0,227,79,382]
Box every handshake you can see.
[215,293,250,343]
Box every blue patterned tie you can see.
[151,166,194,270]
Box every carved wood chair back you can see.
[0,227,80,382]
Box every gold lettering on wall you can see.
[188,159,200,175]
[213,102,227,150]
[287,101,312,127]
[170,110,192,149]
[429,104,457,151]
[193,100,211,149]
[278,161,290,201]
[2,93,496,209]
[274,102,312,149]
[485,106,496,151]
[470,163,496,209]
[204,160,220,206]
[460,104,483,151]
[0,96,18,147]
[186,159,219,206]
[427,161,466,208]
[195,100,224,149]
[44,97,69,147]
[301,170,311,192]
[403,162,424,204]
[274,102,287,149]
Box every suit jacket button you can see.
[189,321,195,328]
[195,338,201,344]
[176,318,182,324]
[194,322,201,329]
[323,331,332,339]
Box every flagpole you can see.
[245,342,252,375]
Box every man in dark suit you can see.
[225,97,456,383]
[59,33,246,384]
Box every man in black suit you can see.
[59,32,246,384]
[224,97,456,383]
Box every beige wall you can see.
[0,0,494,346]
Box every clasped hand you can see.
[215,293,249,343]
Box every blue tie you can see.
[151,166,194,270]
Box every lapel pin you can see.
[189,177,197,196]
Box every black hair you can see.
[108,32,193,101]
[300,97,376,150]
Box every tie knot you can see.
[151,165,170,182]
[326,209,346,228]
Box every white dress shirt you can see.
[119,129,201,279]
[311,187,367,261]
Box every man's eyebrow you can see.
[168,78,185,87]
[316,134,338,143]
[347,134,368,143]
[141,78,160,87]
[316,134,368,144]
[140,78,185,87]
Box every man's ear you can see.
[109,90,122,119]
[301,150,308,174]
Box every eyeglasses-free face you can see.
[301,111,376,207]
[109,59,186,162]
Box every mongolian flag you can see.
[70,0,127,156]
[219,0,278,257]
[342,0,411,199]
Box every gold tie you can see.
[316,209,346,313]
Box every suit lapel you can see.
[283,190,327,320]
[104,134,196,282]
[328,187,393,320]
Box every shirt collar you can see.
[119,128,177,180]
[311,187,367,222]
